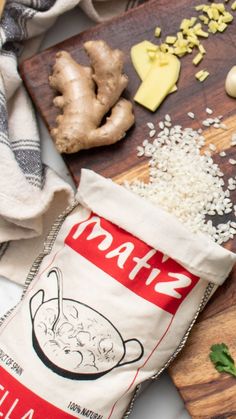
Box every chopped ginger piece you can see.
[199,14,209,24]
[199,44,206,54]
[222,11,233,22]
[160,43,169,52]
[193,23,202,33]
[155,27,161,37]
[193,52,203,65]
[195,4,207,11]
[207,8,214,19]
[208,20,218,33]
[212,8,220,20]
[195,69,209,81]
[190,17,197,26]
[215,3,225,13]
[196,29,209,38]
[218,22,227,31]
[187,35,200,46]
[199,71,209,81]
[165,36,177,44]
[232,1,236,10]
[177,31,184,41]
[180,18,190,30]
[174,46,187,57]
[195,69,205,79]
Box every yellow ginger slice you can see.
[134,53,181,111]
[131,41,177,93]
[131,40,157,80]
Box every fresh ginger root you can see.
[49,40,135,153]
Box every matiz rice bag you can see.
[0,169,235,419]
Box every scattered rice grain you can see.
[209,144,217,151]
[147,122,155,130]
[149,129,156,138]
[136,146,144,157]
[206,107,213,114]
[187,112,195,119]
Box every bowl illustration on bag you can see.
[29,267,144,380]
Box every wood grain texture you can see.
[20,0,236,184]
[19,1,236,417]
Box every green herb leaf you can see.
[209,343,236,378]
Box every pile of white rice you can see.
[125,114,236,245]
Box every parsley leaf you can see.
[209,343,236,378]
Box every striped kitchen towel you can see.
[0,0,147,285]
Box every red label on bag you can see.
[0,366,76,418]
[65,214,200,315]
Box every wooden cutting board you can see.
[20,1,236,417]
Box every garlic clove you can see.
[225,66,236,98]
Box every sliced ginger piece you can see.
[134,53,181,112]
[131,40,177,93]
[49,41,134,154]
[131,40,158,80]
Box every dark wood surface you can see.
[20,1,236,417]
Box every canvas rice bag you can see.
[0,169,235,419]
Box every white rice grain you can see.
[187,112,195,119]
[206,107,213,114]
[147,122,155,130]
[219,151,226,157]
